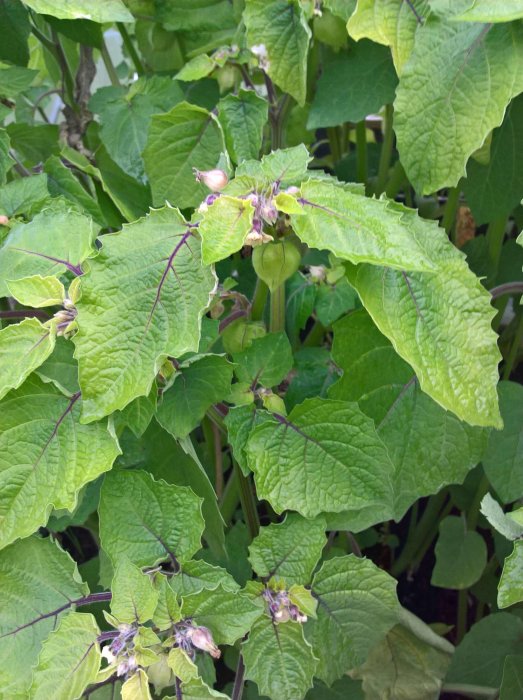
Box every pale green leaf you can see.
[181,585,263,645]
[29,612,100,700]
[248,513,326,585]
[246,398,395,527]
[169,677,231,699]
[199,195,254,266]
[231,145,311,191]
[121,669,152,700]
[499,541,523,609]
[395,18,523,194]
[21,0,133,22]
[0,201,97,296]
[176,54,217,81]
[484,382,523,503]
[170,559,240,597]
[0,318,55,400]
[143,103,225,209]
[111,558,159,624]
[167,647,200,683]
[224,405,274,476]
[218,90,268,163]
[117,385,157,438]
[7,274,65,307]
[307,555,400,685]
[432,516,487,589]
[0,375,119,549]
[233,332,293,388]
[153,575,182,630]
[243,616,317,700]
[454,0,523,22]
[73,207,216,422]
[0,173,50,218]
[480,493,523,540]
[244,0,311,106]
[346,260,502,428]
[0,536,88,697]
[99,469,204,568]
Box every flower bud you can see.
[245,230,274,247]
[260,200,278,224]
[289,605,307,624]
[193,168,228,192]
[101,646,116,664]
[286,186,299,195]
[274,608,291,623]
[0,215,8,225]
[251,44,270,71]
[187,626,221,659]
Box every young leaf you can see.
[98,469,204,569]
[170,559,240,597]
[0,172,50,218]
[480,493,523,541]
[224,405,273,475]
[307,555,400,685]
[246,398,395,528]
[0,375,119,549]
[7,274,65,307]
[394,17,523,194]
[122,669,153,700]
[157,354,233,439]
[244,0,311,106]
[242,616,317,700]
[22,0,133,22]
[143,103,225,209]
[153,575,182,630]
[218,90,268,163]
[234,145,311,189]
[0,536,89,697]
[248,513,327,585]
[498,540,523,609]
[199,195,254,265]
[0,318,55,400]
[432,516,487,589]
[73,207,216,422]
[110,558,159,624]
[233,332,293,389]
[29,612,100,700]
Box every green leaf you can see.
[483,382,523,503]
[0,375,119,549]
[170,678,231,699]
[29,612,100,700]
[7,123,59,164]
[199,195,254,266]
[289,178,448,272]
[480,493,523,541]
[308,40,397,129]
[246,397,395,527]
[315,277,357,326]
[307,555,399,685]
[0,62,37,97]
[305,677,364,700]
[73,207,215,422]
[153,575,182,630]
[431,515,487,589]
[44,156,106,226]
[243,616,317,700]
[463,95,523,224]
[330,309,488,519]
[0,0,30,66]
[144,102,225,209]
[7,274,65,307]
[117,386,157,438]
[99,469,204,568]
[0,201,96,296]
[181,585,263,645]
[121,669,153,700]
[244,0,311,106]
[36,336,79,395]
[0,173,50,218]
[231,145,311,191]
[446,613,523,688]
[248,513,326,585]
[110,558,159,624]
[347,0,429,74]
[0,318,55,400]
[156,0,235,32]
[346,259,502,428]
[0,536,88,697]
[0,128,11,184]
[499,540,523,609]
[218,90,268,163]
[170,559,240,597]
[500,655,523,700]
[394,18,523,194]
[454,0,523,22]
[157,354,233,439]
[21,0,133,21]
[176,54,217,82]
[233,332,293,389]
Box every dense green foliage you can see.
[0,1,523,698]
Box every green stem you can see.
[456,589,468,644]
[117,23,145,75]
[33,27,76,108]
[251,279,269,322]
[219,468,240,524]
[385,161,407,199]
[410,499,453,572]
[441,683,498,699]
[302,319,326,347]
[355,120,368,185]
[234,461,259,540]
[327,126,341,164]
[100,38,121,87]
[441,186,460,241]
[486,216,506,285]
[502,309,523,380]
[467,473,490,530]
[270,284,285,333]
[375,104,394,195]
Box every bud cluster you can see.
[101,624,138,678]
[52,298,77,336]
[173,620,221,660]
[262,588,307,624]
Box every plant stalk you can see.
[270,284,285,333]
[100,39,121,87]
[232,654,246,700]
[116,23,145,75]
[502,310,523,380]
[355,120,368,185]
[234,460,259,540]
[375,104,394,195]
[250,278,269,321]
[486,216,506,285]
[441,683,498,699]
[441,186,460,241]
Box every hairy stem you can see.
[490,281,523,300]
[355,120,368,185]
[0,309,50,320]
[441,684,498,699]
[375,104,394,195]
[270,284,285,333]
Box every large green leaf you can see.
[245,397,395,527]
[244,0,311,106]
[0,0,30,66]
[248,513,326,585]
[243,616,317,700]
[307,555,400,685]
[0,536,88,697]
[346,260,502,428]
[36,336,79,395]
[21,0,133,21]
[199,195,254,266]
[44,156,106,226]
[0,375,119,549]
[143,103,225,209]
[453,0,523,22]
[0,173,50,218]
[483,382,523,503]
[98,469,204,569]
[500,655,523,700]
[218,90,268,163]
[29,612,100,700]
[156,0,236,32]
[110,558,159,624]
[330,310,488,519]
[0,62,37,97]
[169,559,239,597]
[0,201,97,296]
[432,516,487,589]
[499,540,523,609]
[0,318,55,400]
[73,207,216,422]
[233,332,293,389]
[394,17,523,194]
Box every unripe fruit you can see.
[193,168,228,192]
[222,318,266,354]
[313,10,348,51]
[252,239,301,292]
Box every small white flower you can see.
[251,44,270,71]
[101,647,116,664]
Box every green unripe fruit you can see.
[252,239,301,292]
[222,319,266,355]
[151,24,176,51]
[313,10,348,51]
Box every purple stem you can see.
[218,308,248,333]
[490,281,523,300]
[0,309,50,320]
[97,630,119,643]
[232,654,245,700]
[11,247,83,276]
